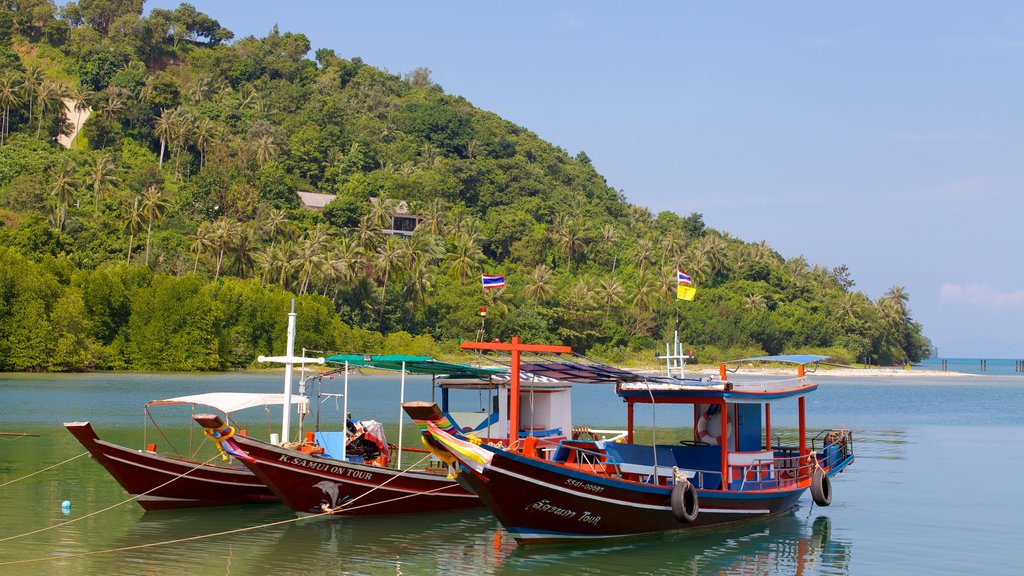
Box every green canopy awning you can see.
[325,354,508,378]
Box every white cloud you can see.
[940,283,1024,310]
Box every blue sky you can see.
[143,1,1024,358]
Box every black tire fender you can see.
[671,480,699,523]
[811,468,832,506]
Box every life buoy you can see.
[671,480,699,523]
[811,468,832,506]
[696,404,732,447]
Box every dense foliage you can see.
[0,0,929,371]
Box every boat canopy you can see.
[325,354,508,378]
[727,354,829,365]
[146,392,310,413]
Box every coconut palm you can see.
[418,198,448,236]
[743,294,768,312]
[154,108,173,169]
[374,235,406,326]
[69,85,93,148]
[448,232,483,283]
[692,235,728,281]
[193,117,215,169]
[210,217,238,280]
[0,73,23,145]
[565,276,596,309]
[633,236,655,276]
[367,194,395,230]
[229,223,258,278]
[552,214,586,270]
[630,271,658,313]
[190,222,215,274]
[262,208,289,248]
[35,81,65,139]
[50,160,78,232]
[524,264,556,303]
[22,64,43,125]
[254,134,277,167]
[296,225,330,294]
[596,275,624,314]
[124,196,145,264]
[87,154,117,217]
[141,186,171,266]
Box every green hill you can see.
[0,1,928,371]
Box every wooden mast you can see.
[460,336,571,447]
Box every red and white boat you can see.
[406,341,855,544]
[65,392,308,510]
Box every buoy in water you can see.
[61,500,71,514]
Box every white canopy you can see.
[146,392,310,414]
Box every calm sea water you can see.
[1,371,1022,575]
[915,357,1024,376]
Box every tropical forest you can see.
[0,0,930,372]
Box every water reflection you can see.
[502,512,851,576]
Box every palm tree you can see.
[35,81,65,139]
[262,208,289,248]
[693,235,728,282]
[743,293,767,312]
[630,271,658,313]
[0,73,23,145]
[552,214,586,270]
[447,232,483,283]
[374,235,405,326]
[193,117,215,169]
[22,64,43,126]
[154,109,173,169]
[524,264,556,303]
[141,186,171,266]
[170,108,193,176]
[124,196,145,264]
[87,154,117,217]
[190,223,215,274]
[596,275,624,314]
[50,160,78,232]
[210,217,237,280]
[229,223,258,278]
[566,276,596,309]
[69,85,93,148]
[296,225,330,294]
[419,198,448,236]
[633,237,655,276]
[325,236,363,300]
[254,134,277,167]
[367,194,395,230]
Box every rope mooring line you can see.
[0,452,89,489]
[0,508,333,568]
[323,450,434,514]
[0,453,463,567]
[0,453,222,544]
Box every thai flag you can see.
[677,270,693,286]
[481,274,506,289]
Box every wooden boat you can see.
[64,392,308,510]
[405,341,855,544]
[195,353,581,516]
[65,300,324,511]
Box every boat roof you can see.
[146,392,310,413]
[727,354,829,365]
[325,354,508,378]
[617,379,818,403]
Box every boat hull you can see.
[64,422,278,510]
[452,446,805,544]
[223,433,480,515]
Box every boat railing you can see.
[729,453,809,492]
[812,429,855,469]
